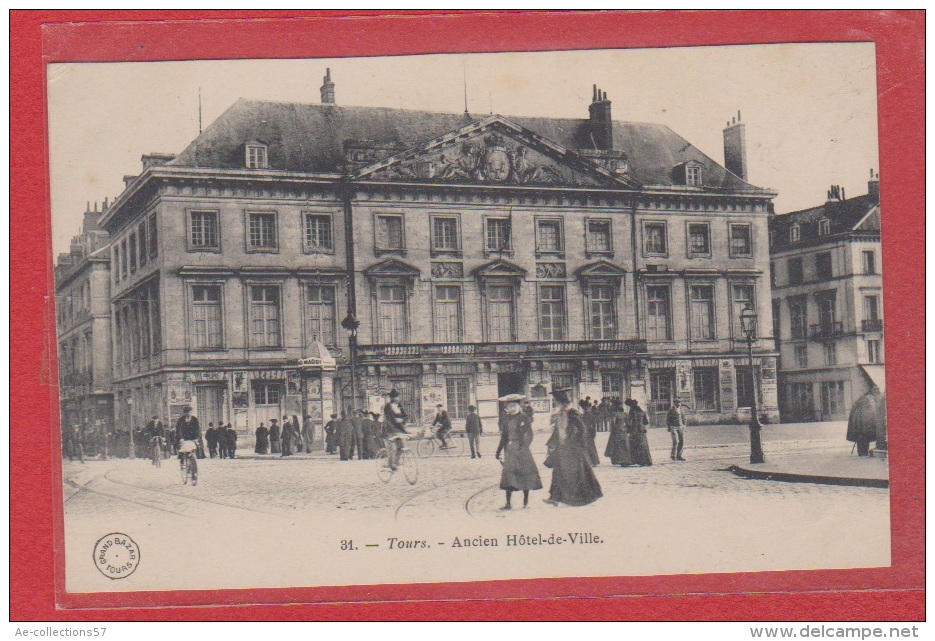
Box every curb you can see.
[727,465,888,488]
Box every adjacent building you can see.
[55,203,113,451]
[769,172,884,422]
[94,72,780,436]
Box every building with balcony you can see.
[54,203,113,451]
[96,72,779,435]
[769,173,884,422]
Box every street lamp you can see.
[341,311,361,413]
[126,396,135,460]
[739,303,765,464]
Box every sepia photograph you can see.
[49,42,891,596]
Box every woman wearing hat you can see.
[544,388,603,506]
[625,398,653,466]
[495,394,542,510]
[604,399,633,466]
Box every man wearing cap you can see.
[464,405,483,459]
[432,403,452,449]
[268,418,281,454]
[666,398,688,461]
[383,390,409,469]
[175,405,202,467]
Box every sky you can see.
[47,43,879,255]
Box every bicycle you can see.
[178,440,199,486]
[376,435,418,485]
[151,436,165,468]
[416,429,464,458]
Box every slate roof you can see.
[769,193,880,251]
[169,99,763,192]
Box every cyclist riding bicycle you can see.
[431,404,452,449]
[382,390,409,470]
[175,405,202,471]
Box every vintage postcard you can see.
[48,40,894,601]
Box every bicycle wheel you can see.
[400,450,418,485]
[188,456,198,486]
[445,437,465,457]
[416,438,435,458]
[180,458,189,485]
[375,448,393,483]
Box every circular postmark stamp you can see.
[93,533,140,579]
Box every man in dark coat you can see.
[281,416,294,457]
[847,385,886,456]
[349,410,364,460]
[205,423,219,458]
[175,406,202,465]
[359,410,378,459]
[337,412,354,461]
[254,423,269,454]
[269,419,281,454]
[226,423,238,458]
[465,405,483,459]
[302,415,315,453]
[432,404,452,449]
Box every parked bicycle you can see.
[416,429,465,458]
[375,434,418,485]
[178,439,198,486]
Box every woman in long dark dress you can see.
[544,389,603,507]
[626,399,653,466]
[604,400,633,466]
[495,394,543,510]
[254,423,269,454]
[583,408,600,467]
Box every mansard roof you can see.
[169,99,763,191]
[770,192,880,251]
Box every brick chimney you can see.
[320,68,336,104]
[868,168,880,204]
[588,85,613,151]
[723,110,747,180]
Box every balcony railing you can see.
[357,339,647,360]
[809,322,844,340]
[862,319,884,332]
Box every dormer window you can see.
[686,163,703,186]
[245,143,268,169]
[790,224,801,243]
[818,219,831,236]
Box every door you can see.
[252,381,284,428]
[388,378,419,426]
[649,370,674,418]
[195,384,225,429]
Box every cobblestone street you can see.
[62,422,890,593]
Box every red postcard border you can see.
[10,9,925,621]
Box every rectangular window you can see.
[445,377,470,420]
[817,291,837,328]
[601,373,624,399]
[586,219,612,253]
[248,212,278,250]
[148,213,158,259]
[376,214,405,250]
[732,284,755,339]
[113,245,121,282]
[862,250,876,275]
[487,285,514,342]
[788,382,814,418]
[306,285,336,346]
[191,284,222,349]
[431,216,460,251]
[138,222,148,268]
[863,295,879,322]
[729,223,753,257]
[771,299,781,346]
[304,214,333,252]
[789,297,807,340]
[250,285,281,348]
[128,232,137,273]
[686,164,702,186]
[823,342,837,366]
[736,365,758,408]
[536,219,563,253]
[818,219,831,236]
[149,281,161,355]
[794,344,808,369]
[253,382,281,406]
[589,284,616,340]
[693,368,719,411]
[539,285,565,341]
[378,285,407,344]
[552,373,577,400]
[867,339,881,363]
[190,211,219,249]
[820,381,845,416]
[120,239,128,279]
[644,222,667,255]
[246,145,267,169]
[788,257,803,285]
[790,225,801,243]
[434,285,462,343]
[688,223,710,256]
[646,285,671,341]
[815,252,833,280]
[689,284,715,340]
[485,218,511,252]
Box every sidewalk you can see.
[729,445,889,488]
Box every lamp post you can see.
[341,311,361,412]
[739,303,765,464]
[126,396,135,460]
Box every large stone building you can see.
[769,172,883,422]
[96,73,779,436]
[55,203,113,451]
